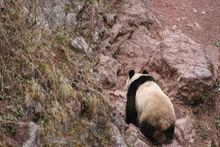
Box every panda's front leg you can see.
[125,109,138,126]
[125,96,138,126]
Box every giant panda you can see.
[125,70,176,145]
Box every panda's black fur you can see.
[125,70,175,145]
[126,70,154,126]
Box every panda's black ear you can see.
[142,70,149,74]
[129,70,135,79]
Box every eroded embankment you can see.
[89,0,220,146]
[0,0,219,146]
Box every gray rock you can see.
[66,13,77,29]
[126,134,137,144]
[175,116,195,145]
[134,140,150,147]
[117,0,154,26]
[111,125,127,147]
[0,0,4,9]
[92,31,99,43]
[46,136,68,145]
[23,122,39,147]
[201,11,206,15]
[125,124,151,147]
[49,6,66,29]
[104,13,116,26]
[96,54,121,88]
[125,124,139,143]
[27,0,67,30]
[27,0,86,30]
[159,30,215,102]
[71,37,94,57]
[65,99,81,119]
[35,102,44,114]
[161,30,212,80]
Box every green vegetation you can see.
[88,0,102,4]
[214,117,220,128]
[213,40,220,47]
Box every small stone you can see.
[126,135,137,144]
[92,31,99,43]
[47,136,68,144]
[50,6,66,29]
[201,11,206,15]
[111,125,127,146]
[0,0,4,9]
[71,37,94,57]
[185,23,194,28]
[96,54,121,88]
[66,13,77,29]
[35,103,44,114]
[65,100,81,119]
[194,22,203,29]
[110,90,126,99]
[6,105,17,113]
[104,13,116,26]
[192,8,198,13]
[175,116,194,144]
[171,25,178,31]
[23,122,39,147]
[134,139,148,147]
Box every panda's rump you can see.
[140,119,175,144]
[139,105,175,144]
[140,98,175,130]
[136,84,175,130]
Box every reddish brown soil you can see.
[151,0,220,45]
[150,1,220,146]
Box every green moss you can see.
[55,28,70,46]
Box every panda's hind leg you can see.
[164,123,175,141]
[140,120,159,145]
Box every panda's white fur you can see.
[125,70,175,144]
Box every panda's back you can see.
[135,81,165,112]
[135,81,175,128]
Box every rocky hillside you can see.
[0,0,219,146]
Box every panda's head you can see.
[126,69,153,88]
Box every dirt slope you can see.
[94,0,220,146]
[152,0,220,45]
[0,0,220,146]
